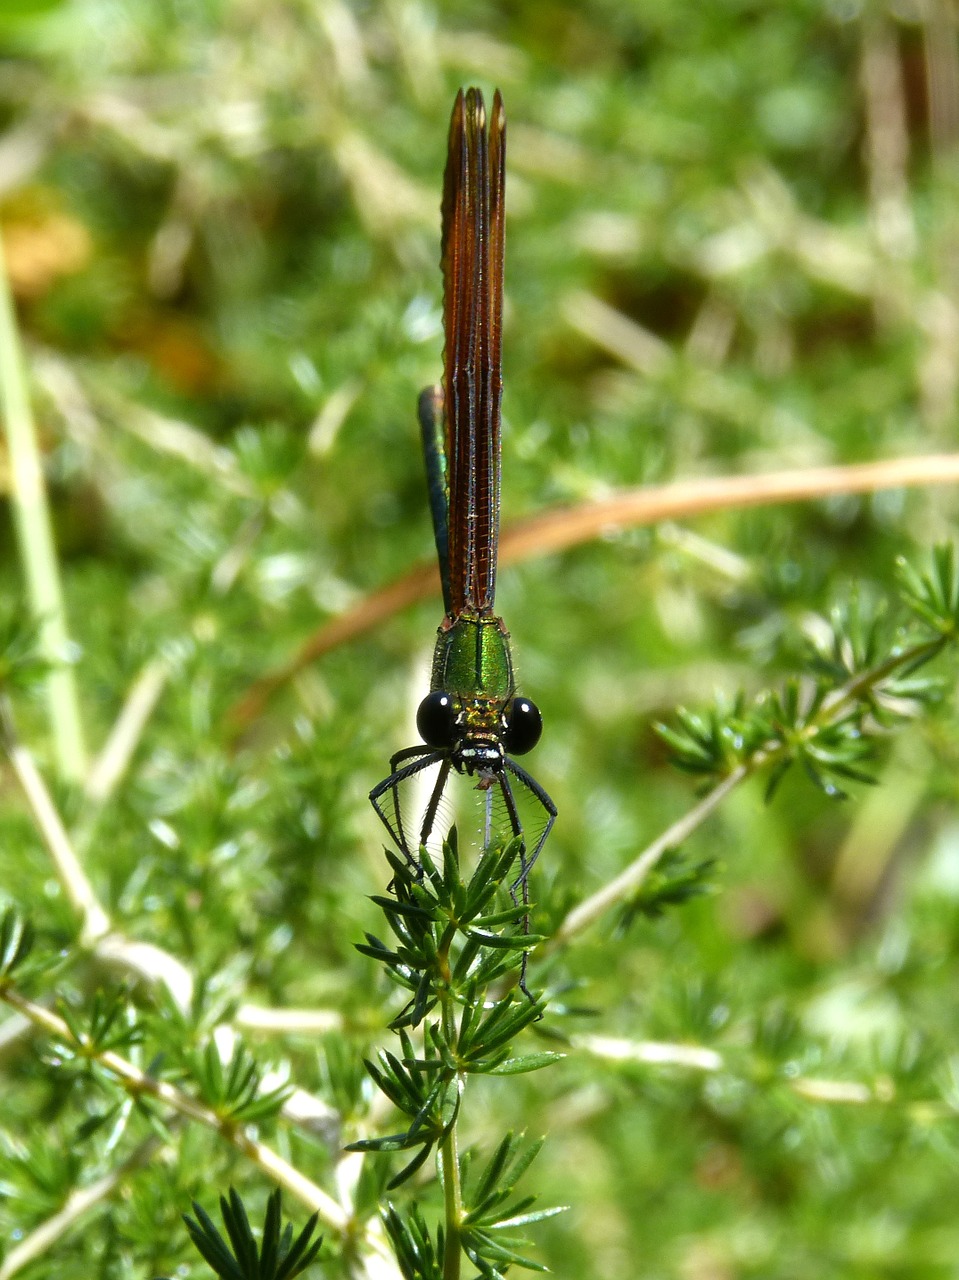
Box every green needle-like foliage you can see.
[189,1039,294,1124]
[353,832,562,1263]
[0,907,34,983]
[657,546,959,800]
[57,987,144,1057]
[358,833,545,1031]
[620,849,719,928]
[459,1134,565,1277]
[182,1188,322,1280]
[382,1202,444,1280]
[897,543,959,639]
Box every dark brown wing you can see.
[441,87,505,617]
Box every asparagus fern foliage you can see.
[183,1188,323,1280]
[657,545,959,800]
[352,832,564,1275]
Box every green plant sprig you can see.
[657,545,959,801]
[353,834,563,1279]
[552,546,959,950]
[0,919,349,1235]
[182,1187,323,1280]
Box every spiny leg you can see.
[496,771,528,899]
[418,756,452,851]
[496,771,536,999]
[369,748,445,866]
[501,760,557,1001]
[503,757,557,891]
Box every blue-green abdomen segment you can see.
[431,612,514,702]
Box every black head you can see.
[416,689,542,762]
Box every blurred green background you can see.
[3,0,959,1276]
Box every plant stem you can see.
[0,697,108,943]
[441,1117,462,1280]
[575,1033,951,1112]
[436,938,463,1280]
[0,236,86,781]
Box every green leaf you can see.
[487,1052,565,1075]
[386,1139,436,1189]
[382,1202,443,1279]
[183,1188,321,1280]
[0,908,33,979]
[490,1205,568,1228]
[467,929,545,951]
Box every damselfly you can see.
[370,88,556,893]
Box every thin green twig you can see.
[441,1122,462,1280]
[438,945,463,1280]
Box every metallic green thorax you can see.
[431,611,515,704]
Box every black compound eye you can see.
[504,697,542,755]
[416,691,456,748]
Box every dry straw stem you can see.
[3,705,196,1005]
[229,450,959,731]
[82,658,169,807]
[0,699,108,944]
[0,699,197,1004]
[235,1005,344,1034]
[0,237,86,781]
[71,656,171,859]
[1,704,345,1134]
[575,1035,920,1110]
